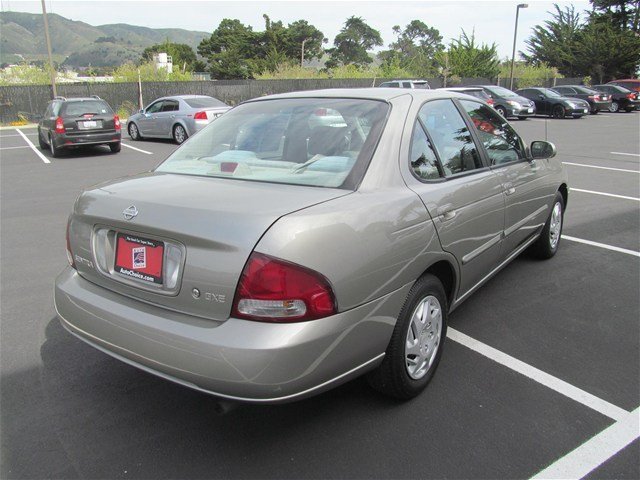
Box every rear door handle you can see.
[504,182,516,196]
[439,209,457,221]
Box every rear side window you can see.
[62,100,111,116]
[459,100,526,165]
[410,123,442,180]
[403,82,412,88]
[418,99,483,176]
[184,97,228,109]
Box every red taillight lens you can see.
[114,115,121,131]
[194,111,208,120]
[55,117,65,134]
[627,93,635,99]
[66,217,75,269]
[232,252,337,322]
[587,95,596,99]
[486,98,494,105]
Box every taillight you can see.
[627,93,635,100]
[194,111,208,120]
[66,217,75,269]
[114,115,121,131]
[486,98,494,105]
[232,252,337,322]
[587,95,596,100]
[55,117,65,134]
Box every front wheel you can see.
[529,192,564,259]
[609,101,619,113]
[495,105,507,117]
[590,108,599,115]
[552,104,565,119]
[173,124,188,144]
[128,122,141,140]
[518,116,528,120]
[367,274,447,400]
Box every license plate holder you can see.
[79,120,102,129]
[114,233,164,285]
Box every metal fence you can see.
[0,76,583,123]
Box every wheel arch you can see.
[420,259,457,311]
[558,183,568,208]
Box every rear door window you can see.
[418,99,483,176]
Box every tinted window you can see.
[403,82,412,88]
[52,102,62,116]
[460,100,526,165]
[484,86,518,98]
[418,99,483,176]
[161,100,179,112]
[555,87,575,94]
[410,123,442,180]
[62,100,111,116]
[145,101,163,114]
[184,97,228,108]
[156,98,389,189]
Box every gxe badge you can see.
[123,205,138,220]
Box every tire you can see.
[49,134,61,158]
[109,142,121,153]
[624,107,634,113]
[552,104,565,119]
[518,116,528,120]
[495,105,507,117]
[128,122,141,140]
[529,191,564,259]
[609,101,619,113]
[367,274,447,400]
[590,108,599,115]
[173,124,188,144]
[38,129,47,149]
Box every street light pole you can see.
[41,0,57,98]
[509,3,528,91]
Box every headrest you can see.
[308,126,349,156]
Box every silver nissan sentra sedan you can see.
[55,88,568,404]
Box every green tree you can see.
[379,20,444,77]
[591,0,639,32]
[142,41,198,72]
[286,20,327,64]
[326,16,383,69]
[437,30,500,79]
[198,19,259,79]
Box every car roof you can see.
[440,87,483,92]
[245,88,463,103]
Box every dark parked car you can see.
[608,79,640,93]
[515,87,590,119]
[551,85,611,114]
[592,84,640,112]
[55,89,567,404]
[37,96,121,157]
[468,85,536,119]
[378,79,431,89]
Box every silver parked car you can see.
[127,95,230,144]
[55,89,567,404]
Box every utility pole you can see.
[301,38,308,67]
[509,3,528,91]
[41,0,57,98]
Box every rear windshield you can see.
[572,86,597,94]
[184,97,228,109]
[62,100,112,116]
[484,86,518,98]
[156,98,389,189]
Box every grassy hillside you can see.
[0,11,209,67]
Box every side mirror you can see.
[531,141,556,160]
[139,109,144,114]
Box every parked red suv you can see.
[607,79,640,93]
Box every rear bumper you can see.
[54,267,407,403]
[54,131,121,148]
[590,100,611,111]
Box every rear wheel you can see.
[38,129,47,149]
[109,142,121,153]
[367,274,447,400]
[173,124,187,144]
[552,104,565,119]
[529,191,564,259]
[495,105,507,117]
[518,116,528,120]
[590,108,599,115]
[609,101,619,113]
[49,134,61,158]
[128,122,141,140]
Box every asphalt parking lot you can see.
[1,112,638,479]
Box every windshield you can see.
[184,97,228,109]
[485,86,518,98]
[542,89,562,98]
[156,97,389,189]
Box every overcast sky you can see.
[1,0,591,59]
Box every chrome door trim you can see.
[461,234,502,265]
[503,205,548,238]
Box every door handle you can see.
[504,182,516,196]
[439,209,457,221]
[170,115,176,118]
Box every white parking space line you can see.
[0,145,31,150]
[15,128,50,164]
[611,152,640,157]
[570,188,640,202]
[121,143,153,155]
[0,131,38,137]
[447,328,629,421]
[563,162,639,174]
[531,407,639,480]
[562,235,640,258]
